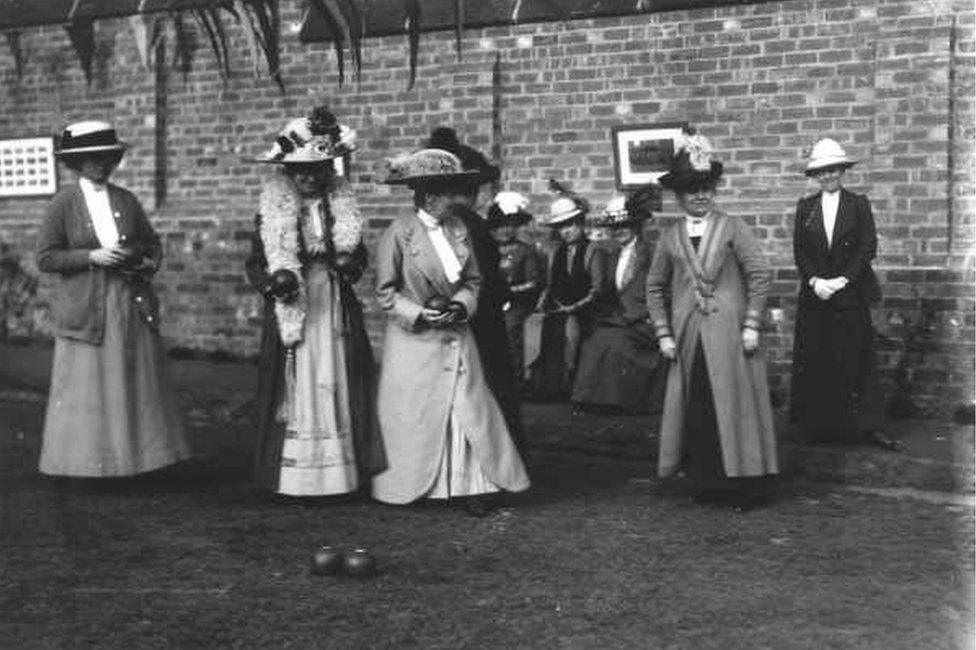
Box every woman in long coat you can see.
[36,120,189,478]
[373,148,529,514]
[789,138,901,451]
[572,192,667,414]
[244,107,386,496]
[646,129,778,509]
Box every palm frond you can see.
[170,11,194,78]
[403,0,421,89]
[65,18,95,85]
[6,30,24,79]
[308,0,350,85]
[336,0,364,79]
[193,8,230,80]
[240,0,283,91]
[453,0,463,61]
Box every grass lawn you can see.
[1,398,972,650]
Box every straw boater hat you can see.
[804,138,856,175]
[597,187,657,229]
[56,121,129,156]
[486,191,532,229]
[253,106,356,164]
[381,148,480,186]
[656,127,723,193]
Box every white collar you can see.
[79,177,108,193]
[417,208,440,230]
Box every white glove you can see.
[658,336,677,360]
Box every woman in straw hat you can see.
[571,190,667,415]
[36,120,190,479]
[244,107,386,497]
[373,148,529,514]
[790,138,901,451]
[486,191,544,388]
[646,128,778,510]
[529,183,612,401]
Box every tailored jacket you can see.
[537,239,611,316]
[372,212,529,504]
[36,183,162,344]
[793,189,881,310]
[646,212,777,479]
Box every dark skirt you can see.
[528,313,590,399]
[790,305,884,441]
[571,322,667,414]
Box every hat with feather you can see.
[543,178,590,227]
[598,187,656,228]
[486,191,533,228]
[656,126,723,192]
[254,106,356,165]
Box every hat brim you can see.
[543,210,584,227]
[658,161,724,192]
[56,143,129,156]
[487,212,532,228]
[804,159,856,175]
[382,170,482,185]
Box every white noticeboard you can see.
[0,137,57,197]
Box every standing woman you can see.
[646,129,778,509]
[245,107,386,496]
[790,138,901,451]
[37,121,190,478]
[372,148,529,514]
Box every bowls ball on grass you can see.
[310,546,344,576]
[343,548,377,578]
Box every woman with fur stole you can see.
[245,107,386,497]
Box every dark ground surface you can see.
[0,344,974,649]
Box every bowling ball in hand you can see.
[343,548,376,578]
[446,301,467,319]
[423,295,451,313]
[310,546,343,576]
[269,269,299,298]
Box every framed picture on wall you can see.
[610,122,687,190]
[0,137,57,197]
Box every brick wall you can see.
[0,0,972,416]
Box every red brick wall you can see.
[0,0,972,416]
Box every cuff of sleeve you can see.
[653,322,672,339]
[743,309,762,330]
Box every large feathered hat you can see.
[382,148,481,186]
[254,106,356,164]
[427,127,500,183]
[486,191,532,228]
[598,187,657,228]
[656,126,723,192]
[542,178,590,227]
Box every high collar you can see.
[79,176,108,193]
[416,208,441,229]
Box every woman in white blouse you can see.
[36,121,189,480]
[372,148,529,515]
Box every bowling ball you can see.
[423,295,451,312]
[343,548,376,578]
[269,269,299,297]
[311,546,343,576]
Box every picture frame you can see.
[0,136,57,197]
[610,122,687,190]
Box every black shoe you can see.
[868,431,904,452]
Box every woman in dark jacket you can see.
[37,121,189,478]
[790,138,902,451]
[244,107,385,496]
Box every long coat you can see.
[572,239,666,413]
[244,217,387,491]
[646,212,778,478]
[372,213,529,504]
[789,189,884,437]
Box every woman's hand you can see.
[88,247,128,268]
[420,308,459,327]
[658,336,677,360]
[742,327,759,355]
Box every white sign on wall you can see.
[0,137,57,197]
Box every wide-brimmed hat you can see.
[382,148,481,186]
[254,106,356,164]
[804,138,856,175]
[427,127,500,183]
[56,121,129,156]
[657,128,723,193]
[543,196,588,227]
[486,191,532,228]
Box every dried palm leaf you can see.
[404,0,421,89]
[65,18,95,85]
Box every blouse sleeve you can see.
[375,223,424,331]
[36,196,91,274]
[732,217,770,330]
[840,194,878,283]
[792,198,817,285]
[244,214,274,298]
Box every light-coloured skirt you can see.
[276,262,358,496]
[39,276,190,477]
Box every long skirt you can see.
[790,305,884,441]
[528,313,589,398]
[571,323,667,414]
[275,263,358,496]
[39,276,190,477]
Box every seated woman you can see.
[572,191,667,415]
[529,183,612,400]
[486,191,544,387]
[245,107,386,497]
[372,148,529,515]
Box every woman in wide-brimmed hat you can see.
[244,106,386,497]
[486,191,544,389]
[372,148,529,514]
[646,127,778,510]
[571,190,667,415]
[789,138,901,451]
[36,120,190,480]
[528,183,612,401]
